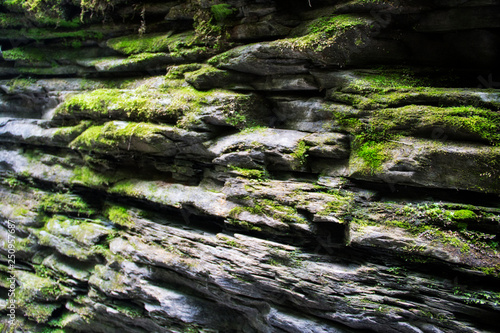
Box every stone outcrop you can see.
[0,0,499,332]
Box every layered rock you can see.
[0,0,499,332]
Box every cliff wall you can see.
[0,0,499,332]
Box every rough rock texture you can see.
[0,0,499,332]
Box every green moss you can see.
[355,140,389,173]
[226,218,262,232]
[17,272,63,302]
[229,198,306,224]
[260,199,307,224]
[210,4,236,23]
[225,239,242,248]
[22,303,59,323]
[112,303,143,318]
[57,89,173,122]
[38,192,94,216]
[309,14,366,35]
[2,46,48,63]
[107,31,196,55]
[475,265,500,278]
[287,14,367,52]
[229,166,267,179]
[105,205,133,227]
[398,203,454,224]
[347,70,430,93]
[291,141,309,166]
[453,210,478,221]
[47,312,74,328]
[361,207,496,257]
[267,248,303,267]
[166,63,204,79]
[226,112,247,127]
[71,166,115,188]
[69,121,178,154]
[317,190,355,218]
[0,13,23,28]
[55,86,225,124]
[109,180,141,197]
[1,176,22,188]
[367,105,500,145]
[52,121,91,142]
[331,85,500,111]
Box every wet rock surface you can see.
[0,0,499,332]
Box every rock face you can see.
[0,0,499,332]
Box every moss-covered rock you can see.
[43,214,110,247]
[38,192,95,216]
[106,31,195,55]
[70,121,178,156]
[322,70,500,110]
[362,105,500,145]
[208,14,403,74]
[348,137,500,194]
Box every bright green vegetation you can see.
[346,70,431,93]
[38,192,95,216]
[0,10,80,29]
[354,217,489,255]
[105,205,133,227]
[229,198,307,224]
[354,203,500,259]
[210,4,237,23]
[229,166,268,179]
[331,87,500,112]
[363,105,500,145]
[0,12,22,28]
[111,303,143,318]
[71,166,116,188]
[106,31,196,55]
[55,86,253,128]
[355,140,389,174]
[192,3,236,48]
[53,121,92,142]
[453,209,478,221]
[0,77,39,92]
[239,126,268,134]
[398,203,484,227]
[291,141,309,166]
[2,45,89,64]
[56,88,186,122]
[69,121,175,153]
[166,63,204,79]
[1,175,22,188]
[22,303,59,323]
[48,312,74,328]
[317,190,355,219]
[309,14,366,35]
[325,69,500,112]
[226,218,262,232]
[16,271,64,304]
[183,64,231,85]
[453,288,500,306]
[285,14,367,52]
[2,46,50,63]
[218,235,244,248]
